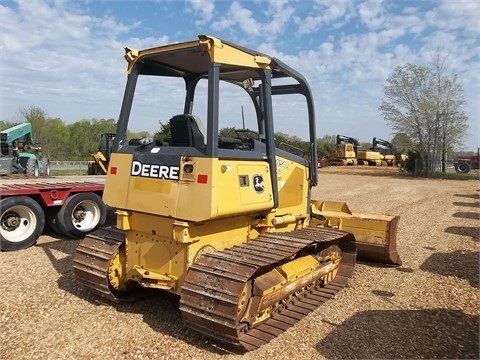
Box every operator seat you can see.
[169,114,206,147]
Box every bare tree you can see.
[380,60,468,176]
[429,49,468,172]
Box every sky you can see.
[0,0,479,150]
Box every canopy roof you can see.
[124,35,292,83]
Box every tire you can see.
[56,192,107,239]
[47,217,63,235]
[455,162,470,174]
[26,158,39,177]
[0,196,45,251]
[40,158,50,176]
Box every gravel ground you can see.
[1,167,479,360]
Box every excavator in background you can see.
[73,35,401,351]
[0,123,50,176]
[87,133,115,175]
[372,137,396,166]
[356,138,384,166]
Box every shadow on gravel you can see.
[452,211,480,220]
[420,250,479,288]
[36,239,237,356]
[36,235,79,274]
[452,201,480,208]
[316,309,479,359]
[454,193,480,200]
[445,226,479,242]
[112,292,240,356]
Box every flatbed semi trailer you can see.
[0,176,107,251]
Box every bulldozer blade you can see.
[311,200,401,266]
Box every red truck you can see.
[0,176,107,251]
[454,148,480,174]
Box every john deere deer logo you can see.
[253,174,264,193]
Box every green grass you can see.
[50,169,88,176]
[432,169,479,180]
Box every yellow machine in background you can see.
[327,135,358,165]
[357,148,384,166]
[74,36,401,351]
[372,137,396,166]
[327,135,391,167]
[87,133,115,175]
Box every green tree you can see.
[128,131,152,139]
[42,118,70,160]
[153,121,171,143]
[68,120,96,160]
[92,118,117,135]
[20,106,48,144]
[391,133,414,154]
[0,121,21,131]
[219,127,259,140]
[17,107,71,160]
[67,118,117,160]
[316,135,336,157]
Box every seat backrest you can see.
[169,114,206,147]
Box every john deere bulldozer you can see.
[327,134,358,165]
[74,35,401,351]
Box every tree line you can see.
[0,107,117,160]
[0,102,468,169]
[0,106,339,161]
[1,53,470,175]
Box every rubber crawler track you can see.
[179,226,356,351]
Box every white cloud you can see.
[294,0,355,34]
[0,0,142,122]
[0,0,478,149]
[211,0,295,40]
[186,0,215,25]
[437,0,480,34]
[357,0,385,29]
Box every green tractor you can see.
[0,123,50,176]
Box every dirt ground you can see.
[1,166,479,359]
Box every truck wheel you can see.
[56,192,107,239]
[47,218,63,235]
[455,162,470,174]
[26,158,39,177]
[40,158,50,176]
[0,196,45,251]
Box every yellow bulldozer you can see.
[327,134,358,165]
[73,35,401,351]
[327,134,384,166]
